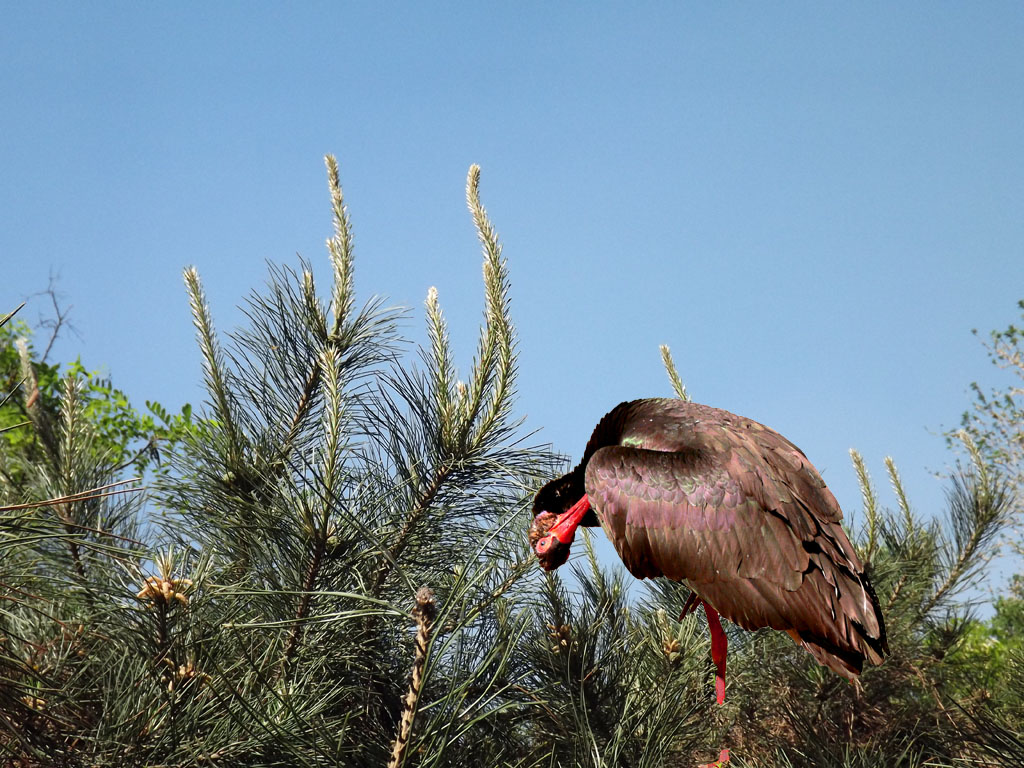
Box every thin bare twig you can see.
[36,279,78,363]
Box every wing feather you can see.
[585,441,886,678]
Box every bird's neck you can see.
[578,399,637,469]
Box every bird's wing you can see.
[585,444,886,676]
[617,399,846,526]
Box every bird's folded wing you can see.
[585,445,885,658]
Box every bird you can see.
[529,398,888,707]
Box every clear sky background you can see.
[3,4,1022,598]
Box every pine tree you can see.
[0,158,559,766]
[145,158,566,766]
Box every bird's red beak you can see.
[547,495,591,543]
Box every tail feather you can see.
[788,616,887,680]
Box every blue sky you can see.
[3,4,1023,594]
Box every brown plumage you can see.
[530,398,888,681]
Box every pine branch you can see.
[275,364,322,471]
[850,449,879,562]
[269,270,332,474]
[371,464,451,598]
[325,155,355,337]
[459,164,515,452]
[884,456,914,531]
[921,432,1012,617]
[55,376,88,578]
[318,349,346,516]
[184,267,242,462]
[660,344,689,401]
[277,351,345,679]
[370,165,520,596]
[389,587,437,768]
[441,557,534,633]
[425,286,457,450]
[278,533,327,678]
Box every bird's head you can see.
[530,473,590,571]
[529,510,572,570]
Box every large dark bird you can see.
[530,398,887,704]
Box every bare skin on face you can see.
[528,511,570,570]
[528,495,591,571]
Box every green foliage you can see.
[0,315,59,449]
[2,164,1022,768]
[0,310,193,490]
[992,574,1024,649]
[957,299,1024,527]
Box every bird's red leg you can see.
[546,495,591,543]
[679,590,701,620]
[703,601,728,706]
[696,749,731,768]
[698,602,731,766]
